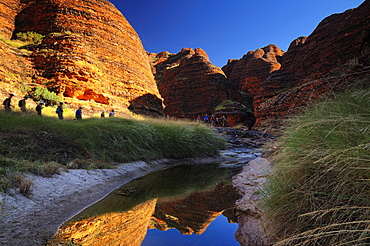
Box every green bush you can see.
[15,31,45,45]
[264,86,370,245]
[31,87,62,106]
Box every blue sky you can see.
[110,0,364,68]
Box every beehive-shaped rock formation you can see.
[154,48,252,122]
[0,0,162,116]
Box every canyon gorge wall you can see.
[1,0,369,127]
[151,48,255,127]
[0,0,162,116]
[255,0,370,126]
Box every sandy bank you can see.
[0,156,225,246]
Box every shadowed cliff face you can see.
[153,48,252,124]
[254,1,370,126]
[221,44,284,127]
[222,44,284,96]
[0,0,163,116]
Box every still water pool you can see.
[50,163,242,245]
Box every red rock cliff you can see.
[255,1,370,127]
[153,48,253,125]
[0,0,162,116]
[222,44,284,96]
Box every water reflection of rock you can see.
[49,164,238,245]
[151,182,240,235]
[49,199,157,246]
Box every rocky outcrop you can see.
[0,0,163,116]
[221,45,284,127]
[153,48,254,126]
[222,44,284,96]
[232,158,272,246]
[254,1,370,126]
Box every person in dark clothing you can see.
[3,93,14,112]
[101,110,105,118]
[18,95,30,114]
[56,102,64,120]
[36,101,44,116]
[75,107,82,120]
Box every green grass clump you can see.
[264,86,370,245]
[0,112,225,192]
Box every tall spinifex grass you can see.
[0,113,225,164]
[0,112,225,192]
[264,87,370,245]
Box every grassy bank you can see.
[263,83,370,245]
[0,112,225,194]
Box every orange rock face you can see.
[0,0,162,116]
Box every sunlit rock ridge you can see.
[0,0,162,116]
[1,0,369,126]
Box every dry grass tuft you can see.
[264,83,370,245]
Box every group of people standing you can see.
[198,114,227,127]
[2,93,115,120]
[100,109,114,118]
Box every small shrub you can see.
[31,87,62,106]
[15,31,45,45]
[19,178,33,197]
[42,161,65,177]
[10,173,33,197]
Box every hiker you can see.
[101,110,105,118]
[3,93,14,112]
[109,109,114,117]
[56,102,64,120]
[35,101,44,116]
[203,114,209,124]
[75,107,82,120]
[211,114,216,126]
[18,95,30,114]
[222,115,227,127]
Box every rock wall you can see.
[0,0,163,116]
[153,48,252,125]
[222,44,284,96]
[254,1,370,126]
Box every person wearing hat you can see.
[18,95,30,114]
[75,106,83,120]
[100,110,105,118]
[36,101,44,116]
[3,93,14,112]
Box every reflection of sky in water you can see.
[142,215,239,246]
[52,164,241,245]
